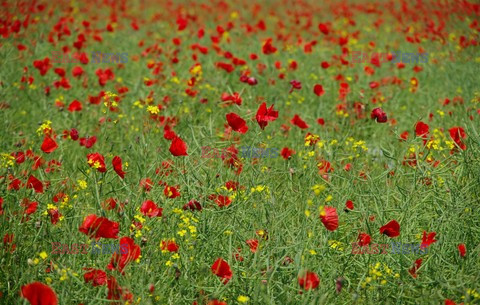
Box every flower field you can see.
[1,0,480,304]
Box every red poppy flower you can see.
[23,199,38,215]
[83,268,107,287]
[400,131,409,141]
[371,107,387,123]
[72,66,84,77]
[3,233,16,252]
[169,136,188,156]
[41,136,58,154]
[313,84,325,96]
[458,243,466,257]
[216,195,231,207]
[183,199,202,211]
[262,38,277,55]
[415,121,429,138]
[67,100,82,112]
[298,271,320,290]
[140,178,154,192]
[21,282,58,305]
[320,206,338,231]
[48,208,61,225]
[291,114,309,129]
[79,214,119,239]
[246,239,259,253]
[408,258,423,278]
[357,233,371,246]
[140,200,162,217]
[87,153,106,173]
[345,200,354,211]
[164,185,181,198]
[79,136,96,148]
[379,220,400,238]
[420,231,437,249]
[27,175,44,193]
[226,113,248,134]
[112,156,125,179]
[255,102,278,130]
[161,240,179,252]
[280,147,295,159]
[107,237,141,274]
[449,127,467,150]
[211,258,232,284]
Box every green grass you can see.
[0,0,480,304]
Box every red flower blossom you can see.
[262,38,277,55]
[79,136,96,148]
[379,220,400,238]
[371,107,387,123]
[420,231,437,249]
[87,153,106,173]
[226,112,248,134]
[291,114,309,129]
[140,178,154,192]
[357,233,371,246]
[320,206,338,231]
[408,258,423,278]
[313,84,325,96]
[140,200,163,217]
[41,136,58,154]
[183,199,202,211]
[161,240,179,252]
[164,185,181,198]
[79,214,119,239]
[280,147,295,159]
[298,271,320,290]
[67,100,82,112]
[27,175,44,193]
[255,102,278,130]
[415,121,429,138]
[246,239,259,253]
[449,127,467,150]
[345,200,354,211]
[107,237,141,274]
[83,268,107,287]
[21,282,58,305]
[211,258,232,284]
[112,156,125,179]
[458,243,466,257]
[169,136,188,156]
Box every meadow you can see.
[0,0,480,304]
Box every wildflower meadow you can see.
[0,0,480,304]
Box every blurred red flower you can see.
[320,206,338,231]
[211,258,232,284]
[298,271,320,290]
[87,153,106,173]
[226,112,248,134]
[169,136,188,156]
[256,102,278,130]
[291,114,309,129]
[371,107,387,123]
[21,282,58,305]
[458,244,466,257]
[112,156,125,179]
[41,136,58,154]
[379,220,400,238]
[140,200,162,217]
[79,214,119,239]
[83,268,107,287]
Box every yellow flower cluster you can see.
[0,153,15,168]
[361,262,399,289]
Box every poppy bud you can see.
[371,107,388,123]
